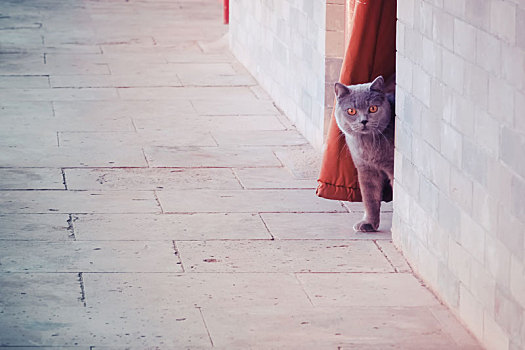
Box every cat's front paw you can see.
[353,220,379,232]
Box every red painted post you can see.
[224,0,229,24]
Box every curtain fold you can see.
[316,0,397,202]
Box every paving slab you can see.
[176,240,394,273]
[144,146,282,168]
[157,189,346,213]
[53,100,195,119]
[1,115,135,133]
[212,130,308,146]
[0,145,148,167]
[376,240,413,273]
[118,86,255,100]
[234,167,317,189]
[0,241,181,272]
[0,273,81,307]
[274,146,323,179]
[0,75,50,88]
[0,190,160,214]
[59,130,218,148]
[0,101,54,118]
[177,72,256,87]
[1,88,118,101]
[0,214,70,241]
[191,98,280,115]
[0,304,210,348]
[84,272,310,310]
[261,212,392,239]
[50,73,183,88]
[73,213,270,240]
[0,132,58,148]
[0,168,64,190]
[133,115,287,132]
[297,273,437,307]
[64,168,241,191]
[201,305,475,349]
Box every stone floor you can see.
[0,0,482,348]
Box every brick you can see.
[501,127,525,179]
[416,0,433,38]
[402,157,421,199]
[418,175,439,216]
[405,26,424,64]
[494,287,523,340]
[449,165,473,213]
[459,285,484,340]
[473,109,499,157]
[396,54,414,91]
[429,145,452,192]
[440,122,463,168]
[433,9,454,51]
[476,29,502,75]
[413,65,431,107]
[465,0,490,31]
[496,204,525,260]
[509,255,525,306]
[397,21,406,55]
[510,174,525,220]
[393,182,411,223]
[412,134,433,179]
[441,49,465,93]
[462,138,489,186]
[488,75,515,125]
[427,219,449,261]
[444,0,466,18]
[449,239,472,283]
[472,183,499,232]
[422,37,443,78]
[485,233,511,288]
[421,112,441,150]
[429,78,450,115]
[453,19,477,61]
[403,93,423,134]
[487,161,513,207]
[460,211,486,260]
[501,44,525,90]
[469,258,496,314]
[483,312,510,350]
[398,0,415,27]
[464,62,489,109]
[517,7,525,49]
[438,193,461,238]
[437,263,460,307]
[490,0,517,43]
[408,200,430,242]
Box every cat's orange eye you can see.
[369,105,378,113]
[347,108,357,115]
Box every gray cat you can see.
[334,76,394,232]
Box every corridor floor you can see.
[0,0,481,348]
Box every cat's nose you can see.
[361,120,368,126]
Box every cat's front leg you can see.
[354,168,383,232]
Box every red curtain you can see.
[316,0,397,202]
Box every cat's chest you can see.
[345,135,393,168]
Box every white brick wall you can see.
[229,0,327,150]
[394,0,525,349]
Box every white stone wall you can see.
[229,0,326,149]
[394,0,525,349]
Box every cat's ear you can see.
[370,76,384,92]
[334,82,349,98]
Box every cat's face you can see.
[334,76,391,136]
